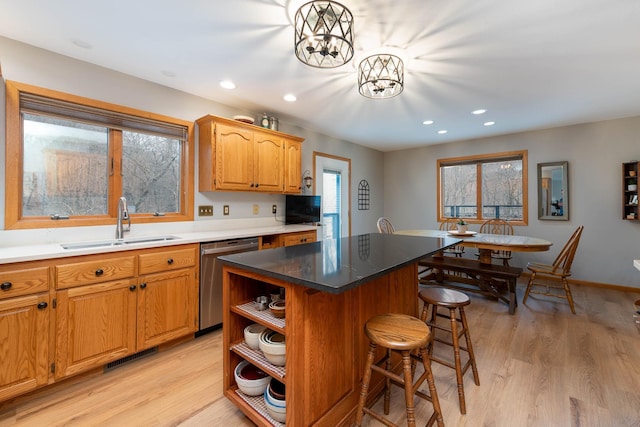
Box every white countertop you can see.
[0,223,318,264]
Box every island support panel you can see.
[222,263,419,426]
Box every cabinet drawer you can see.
[138,247,196,275]
[282,231,316,247]
[55,256,136,289]
[0,267,49,300]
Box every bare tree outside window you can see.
[438,151,528,225]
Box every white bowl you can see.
[264,386,286,422]
[234,360,270,396]
[259,330,286,366]
[244,323,267,350]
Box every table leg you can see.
[477,248,493,264]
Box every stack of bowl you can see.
[258,329,286,366]
[234,360,270,396]
[244,323,267,350]
[264,378,286,422]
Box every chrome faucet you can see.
[116,196,131,240]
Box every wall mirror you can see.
[538,161,569,220]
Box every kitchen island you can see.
[221,233,458,426]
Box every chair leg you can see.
[459,306,480,386]
[418,347,445,427]
[401,351,417,427]
[562,277,576,314]
[383,348,392,415]
[523,272,536,304]
[354,342,377,426]
[449,307,467,414]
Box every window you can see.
[5,81,194,229]
[437,150,528,225]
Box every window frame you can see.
[437,150,528,226]
[5,80,194,229]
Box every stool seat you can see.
[365,313,430,350]
[419,286,470,308]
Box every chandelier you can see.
[358,54,404,99]
[294,1,354,68]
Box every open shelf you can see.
[231,341,286,382]
[232,300,286,332]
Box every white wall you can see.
[384,117,640,289]
[0,36,384,240]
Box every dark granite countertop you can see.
[220,233,460,294]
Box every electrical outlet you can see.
[272,205,277,214]
[223,205,230,215]
[253,204,259,215]
[198,205,213,216]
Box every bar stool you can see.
[354,313,444,427]
[419,287,479,414]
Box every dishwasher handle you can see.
[201,241,258,255]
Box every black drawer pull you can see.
[37,302,48,310]
[129,285,137,291]
[1,282,12,291]
[95,269,104,276]
[140,283,147,289]
[167,258,174,265]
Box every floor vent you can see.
[104,347,157,372]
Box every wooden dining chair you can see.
[439,218,465,257]
[478,218,514,266]
[377,217,395,234]
[523,225,584,314]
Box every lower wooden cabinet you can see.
[281,230,316,246]
[0,293,50,401]
[53,244,198,380]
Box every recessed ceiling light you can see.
[484,121,495,126]
[472,109,487,115]
[219,80,236,90]
[422,120,434,125]
[283,93,297,102]
[437,130,448,134]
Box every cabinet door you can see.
[215,124,254,190]
[284,139,302,193]
[55,279,137,379]
[0,293,49,401]
[137,268,197,349]
[254,131,284,192]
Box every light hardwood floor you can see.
[1,281,639,427]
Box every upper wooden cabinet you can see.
[197,115,303,193]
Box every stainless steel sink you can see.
[61,235,180,250]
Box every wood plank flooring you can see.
[1,281,639,426]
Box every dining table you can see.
[396,229,553,314]
[396,229,553,264]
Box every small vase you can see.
[457,224,468,233]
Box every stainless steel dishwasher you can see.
[199,237,259,333]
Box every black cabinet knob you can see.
[129,285,137,291]
[0,282,12,291]
[140,283,147,289]
[95,269,104,276]
[37,302,48,310]
[167,258,174,265]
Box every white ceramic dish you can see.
[447,230,478,236]
[259,330,286,366]
[264,386,286,422]
[233,115,254,124]
[244,323,267,350]
[234,360,270,396]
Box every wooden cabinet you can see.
[197,115,303,193]
[54,244,198,379]
[0,292,50,401]
[259,230,317,249]
[281,230,316,247]
[0,261,51,401]
[283,139,302,193]
[623,161,638,220]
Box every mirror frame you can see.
[537,161,569,220]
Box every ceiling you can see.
[1,0,640,152]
